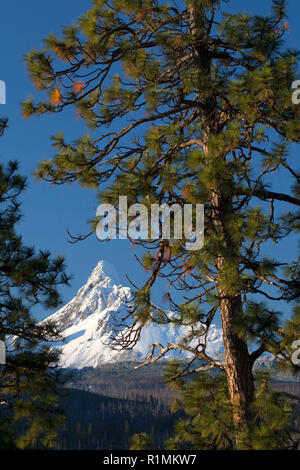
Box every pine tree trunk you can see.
[189,1,255,441]
[212,190,255,439]
[219,293,254,431]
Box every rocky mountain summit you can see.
[43,260,224,369]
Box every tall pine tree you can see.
[0,119,71,449]
[22,0,300,448]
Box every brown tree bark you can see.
[212,189,255,437]
[219,294,254,430]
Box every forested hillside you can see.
[57,388,179,450]
[55,365,300,450]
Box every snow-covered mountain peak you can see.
[43,260,224,369]
[88,260,120,287]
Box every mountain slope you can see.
[43,260,224,369]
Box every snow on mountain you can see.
[42,260,224,369]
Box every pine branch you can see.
[237,188,300,207]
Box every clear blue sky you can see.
[0,0,299,321]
